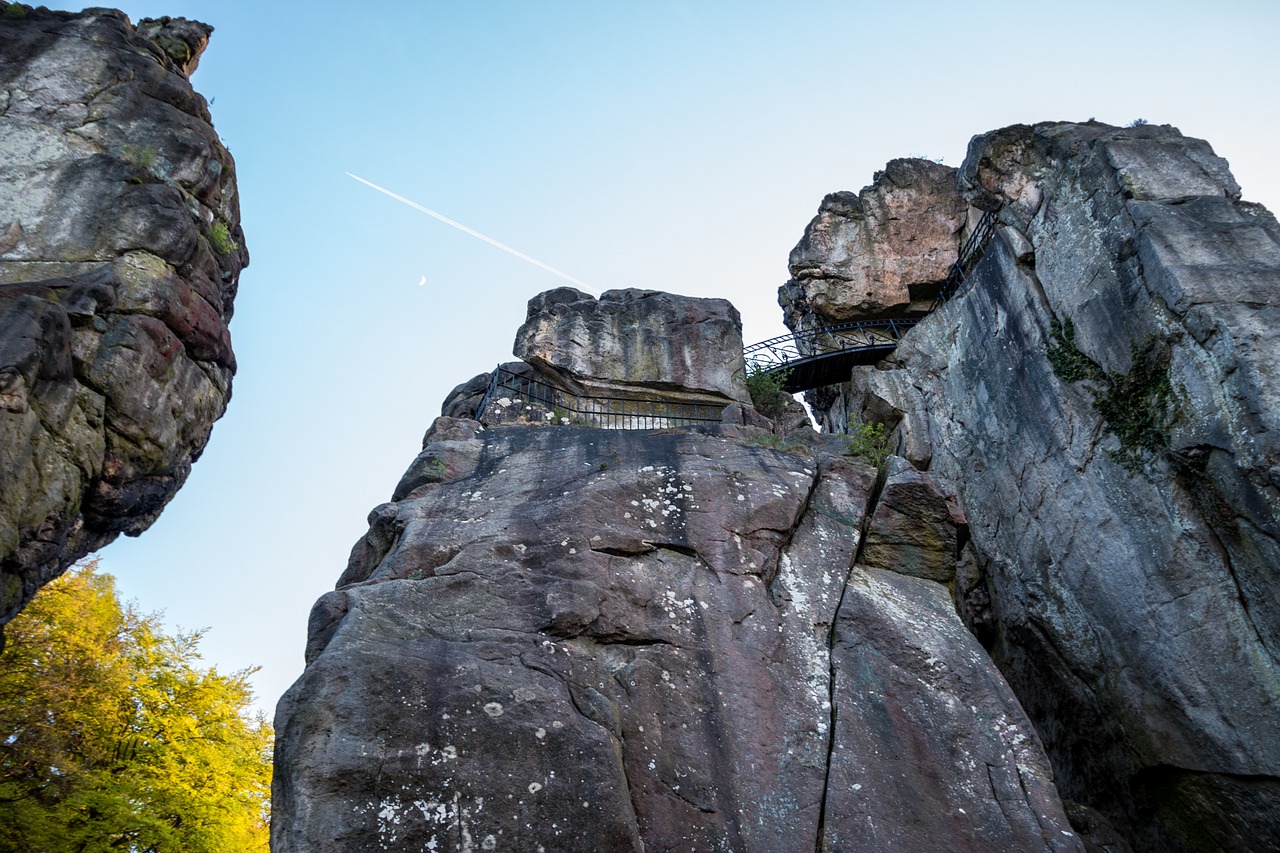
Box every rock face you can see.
[802,122,1280,850]
[514,287,751,405]
[779,158,966,333]
[274,337,1081,851]
[0,9,245,632]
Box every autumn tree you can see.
[0,560,271,852]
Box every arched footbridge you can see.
[743,210,998,393]
[475,210,998,424]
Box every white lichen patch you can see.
[662,589,697,620]
[483,702,504,717]
[775,553,832,722]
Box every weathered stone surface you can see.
[0,9,245,631]
[859,456,967,583]
[275,418,1082,851]
[440,371,492,420]
[513,287,751,405]
[824,566,1077,852]
[779,158,966,333]
[811,122,1280,849]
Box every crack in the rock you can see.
[591,541,700,560]
[582,632,672,649]
[1196,505,1276,666]
[775,469,822,556]
[808,456,889,852]
[812,555,861,853]
[668,785,716,815]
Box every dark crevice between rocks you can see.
[583,632,672,649]
[765,467,823,596]
[591,541,700,560]
[1127,765,1280,852]
[1173,459,1277,665]
[591,544,654,558]
[812,482,876,852]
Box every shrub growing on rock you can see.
[745,365,791,417]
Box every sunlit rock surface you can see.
[514,287,751,405]
[807,121,1280,850]
[779,158,966,333]
[0,8,245,632]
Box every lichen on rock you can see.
[0,8,246,634]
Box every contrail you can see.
[346,172,590,289]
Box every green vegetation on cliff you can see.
[1047,317,1181,472]
[745,365,791,418]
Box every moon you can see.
[417,275,426,286]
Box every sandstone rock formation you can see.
[798,122,1280,851]
[0,9,245,633]
[779,158,966,334]
[275,120,1279,852]
[275,285,1084,849]
[275,416,1081,851]
[514,287,751,405]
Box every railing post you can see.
[473,364,502,422]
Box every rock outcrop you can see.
[798,122,1280,850]
[275,121,1279,852]
[779,158,966,334]
[274,305,1082,851]
[514,287,751,405]
[0,8,245,632]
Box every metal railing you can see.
[471,210,1001,427]
[743,318,920,373]
[930,209,1000,309]
[474,365,726,429]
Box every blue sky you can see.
[73,0,1280,713]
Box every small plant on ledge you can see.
[747,434,810,456]
[845,418,894,467]
[208,221,238,254]
[122,143,157,171]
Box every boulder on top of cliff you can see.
[135,16,213,77]
[779,158,967,332]
[0,8,246,633]
[513,287,751,405]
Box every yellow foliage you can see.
[0,560,271,852]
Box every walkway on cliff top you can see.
[743,210,998,393]
[475,210,998,426]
